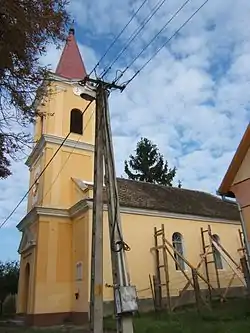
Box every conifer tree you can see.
[124,137,177,186]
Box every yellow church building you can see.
[16,28,246,326]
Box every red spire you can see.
[55,28,87,79]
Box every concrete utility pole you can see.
[82,77,138,333]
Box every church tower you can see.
[16,28,96,326]
[26,27,96,212]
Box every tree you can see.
[124,137,177,186]
[0,260,19,314]
[0,1,71,178]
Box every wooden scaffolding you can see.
[150,224,249,312]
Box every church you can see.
[16,28,245,326]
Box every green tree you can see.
[0,0,71,178]
[0,260,19,315]
[124,137,177,186]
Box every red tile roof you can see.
[55,28,87,79]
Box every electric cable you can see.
[0,100,94,229]
[88,0,149,78]
[102,88,130,252]
[100,0,169,79]
[113,0,192,84]
[122,0,209,88]
[40,104,95,205]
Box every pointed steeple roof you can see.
[55,27,87,80]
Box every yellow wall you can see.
[28,79,95,211]
[34,81,95,144]
[88,209,243,302]
[33,216,72,314]
[41,144,93,208]
[72,213,90,314]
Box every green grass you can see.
[104,298,250,333]
[0,298,250,333]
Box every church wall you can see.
[72,212,90,315]
[41,144,93,209]
[27,153,45,213]
[59,149,93,207]
[88,209,243,303]
[60,85,95,144]
[33,217,72,314]
[16,248,37,314]
[40,147,54,207]
[16,221,38,315]
[39,81,95,142]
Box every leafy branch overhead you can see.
[0,0,71,178]
[124,137,180,187]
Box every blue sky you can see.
[0,0,249,261]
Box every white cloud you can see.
[0,0,250,258]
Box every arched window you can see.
[212,234,223,269]
[70,108,83,134]
[172,232,185,271]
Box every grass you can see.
[104,298,250,333]
[0,298,250,333]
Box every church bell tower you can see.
[16,27,96,325]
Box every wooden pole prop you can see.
[164,237,220,295]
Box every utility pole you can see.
[89,83,105,333]
[81,77,138,333]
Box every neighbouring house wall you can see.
[88,209,243,304]
[231,147,250,246]
[233,148,250,184]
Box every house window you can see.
[76,262,83,280]
[172,232,185,271]
[70,108,83,134]
[212,234,223,269]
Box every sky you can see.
[0,0,249,261]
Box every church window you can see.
[172,232,185,271]
[70,108,83,134]
[76,261,83,280]
[212,234,223,269]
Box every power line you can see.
[41,107,95,205]
[0,132,70,229]
[0,100,94,229]
[123,0,209,88]
[100,0,168,79]
[88,0,149,78]
[113,0,192,84]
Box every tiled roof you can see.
[74,177,240,221]
[55,28,86,79]
[114,178,239,221]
